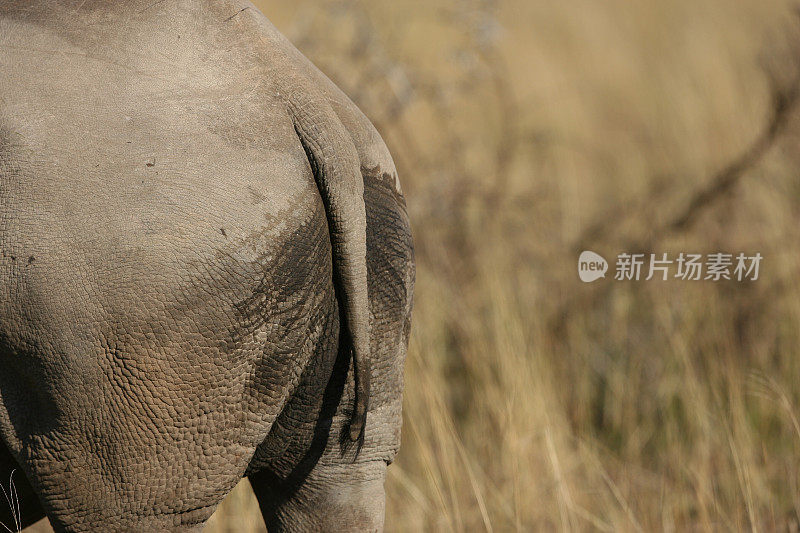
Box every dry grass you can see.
[27,0,800,530]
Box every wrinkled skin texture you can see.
[0,1,414,531]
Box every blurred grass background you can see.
[28,0,800,530]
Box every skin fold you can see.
[0,1,414,531]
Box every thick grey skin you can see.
[0,1,414,531]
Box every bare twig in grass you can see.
[663,75,799,236]
[0,470,20,533]
[572,176,672,256]
[574,65,800,256]
[551,60,800,337]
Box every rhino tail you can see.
[287,89,371,443]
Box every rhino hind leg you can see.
[249,460,387,533]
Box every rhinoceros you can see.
[0,1,414,531]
